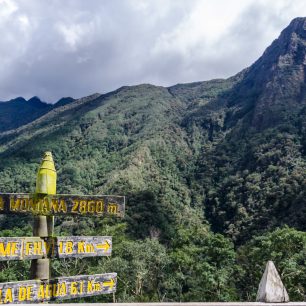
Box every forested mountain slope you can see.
[196,17,306,242]
[0,17,305,302]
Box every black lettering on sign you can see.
[0,273,116,304]
[0,193,125,217]
[0,236,112,261]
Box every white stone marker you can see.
[256,260,289,303]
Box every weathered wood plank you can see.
[0,193,125,217]
[0,273,116,304]
[0,236,112,261]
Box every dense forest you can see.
[0,18,305,302]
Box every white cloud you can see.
[0,0,18,19]
[56,22,87,50]
[0,0,305,102]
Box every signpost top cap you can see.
[39,151,56,172]
[36,151,57,194]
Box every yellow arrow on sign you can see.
[96,241,110,252]
[103,278,115,289]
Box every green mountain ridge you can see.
[0,96,51,132]
[0,17,305,302]
[0,96,75,133]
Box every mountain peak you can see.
[285,17,306,35]
[256,17,306,68]
[227,17,306,129]
[4,97,26,104]
[273,16,306,59]
[54,97,75,107]
[26,96,50,110]
[27,96,42,103]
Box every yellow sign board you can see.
[0,236,112,261]
[0,273,116,303]
[0,193,125,217]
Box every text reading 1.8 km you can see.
[0,236,112,261]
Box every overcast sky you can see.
[0,0,305,102]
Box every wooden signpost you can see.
[0,273,117,303]
[0,193,125,217]
[0,152,125,303]
[0,236,112,261]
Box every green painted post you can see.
[30,152,57,280]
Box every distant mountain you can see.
[54,97,75,108]
[0,96,52,132]
[0,96,75,132]
[0,17,305,302]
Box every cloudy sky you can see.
[0,0,305,102]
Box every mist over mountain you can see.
[0,18,305,302]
